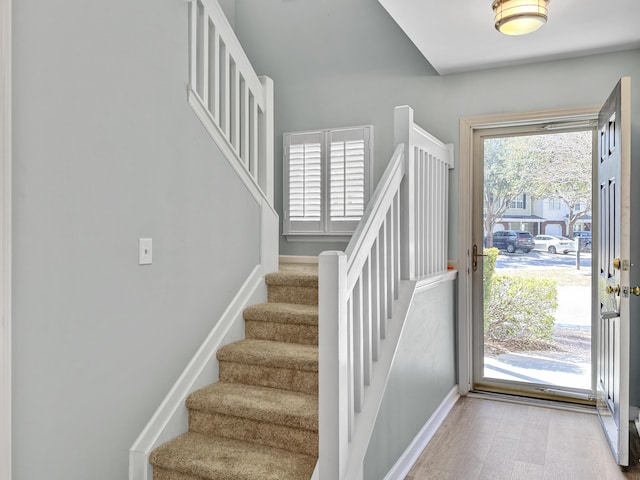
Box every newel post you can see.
[394,105,415,280]
[318,251,349,480]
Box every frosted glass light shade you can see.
[492,0,549,36]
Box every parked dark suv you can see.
[491,230,534,253]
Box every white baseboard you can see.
[128,265,267,480]
[383,386,460,480]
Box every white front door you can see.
[596,77,632,466]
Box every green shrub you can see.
[483,248,499,309]
[485,275,558,345]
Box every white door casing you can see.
[0,0,10,479]
[458,106,600,397]
[596,77,631,467]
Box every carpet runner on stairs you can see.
[150,263,319,480]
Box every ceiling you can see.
[377,0,640,75]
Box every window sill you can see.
[284,233,353,243]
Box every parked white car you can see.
[533,235,576,254]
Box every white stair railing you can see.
[187,0,277,273]
[129,3,277,479]
[187,0,274,205]
[318,105,453,480]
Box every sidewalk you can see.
[485,285,592,390]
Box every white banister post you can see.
[319,251,348,480]
[394,105,415,280]
[258,75,274,205]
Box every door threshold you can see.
[468,389,597,414]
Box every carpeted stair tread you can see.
[150,432,316,480]
[217,339,318,372]
[243,303,318,326]
[265,270,318,288]
[265,265,318,288]
[186,383,318,432]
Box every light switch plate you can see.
[139,238,152,265]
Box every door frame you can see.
[1,0,11,478]
[457,105,600,396]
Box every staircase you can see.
[150,263,319,480]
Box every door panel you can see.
[597,77,631,466]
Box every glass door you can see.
[472,124,597,401]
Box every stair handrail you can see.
[318,105,453,480]
[187,0,274,206]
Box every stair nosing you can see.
[186,382,318,431]
[217,339,318,372]
[265,272,318,287]
[150,432,317,480]
[243,302,318,325]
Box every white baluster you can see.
[201,6,210,109]
[362,257,372,386]
[378,220,388,337]
[352,279,363,413]
[370,238,380,360]
[385,210,393,318]
[189,1,198,92]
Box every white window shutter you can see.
[283,126,372,239]
[328,127,371,233]
[289,142,322,220]
[284,132,324,234]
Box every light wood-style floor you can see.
[406,396,640,480]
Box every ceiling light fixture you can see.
[492,0,549,36]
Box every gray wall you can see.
[12,1,261,479]
[234,0,437,256]
[233,0,640,259]
[364,278,457,480]
[11,0,640,478]
[231,1,640,477]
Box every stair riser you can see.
[245,321,318,345]
[189,410,318,456]
[153,466,200,480]
[219,361,317,395]
[267,286,318,306]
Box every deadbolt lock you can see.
[613,258,621,270]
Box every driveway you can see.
[495,250,592,269]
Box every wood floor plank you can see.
[511,460,544,479]
[405,396,640,480]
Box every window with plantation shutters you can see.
[284,126,373,241]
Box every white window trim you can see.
[508,193,526,209]
[550,198,562,210]
[283,125,373,242]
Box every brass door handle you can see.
[606,285,620,295]
[472,244,487,272]
[630,286,640,296]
